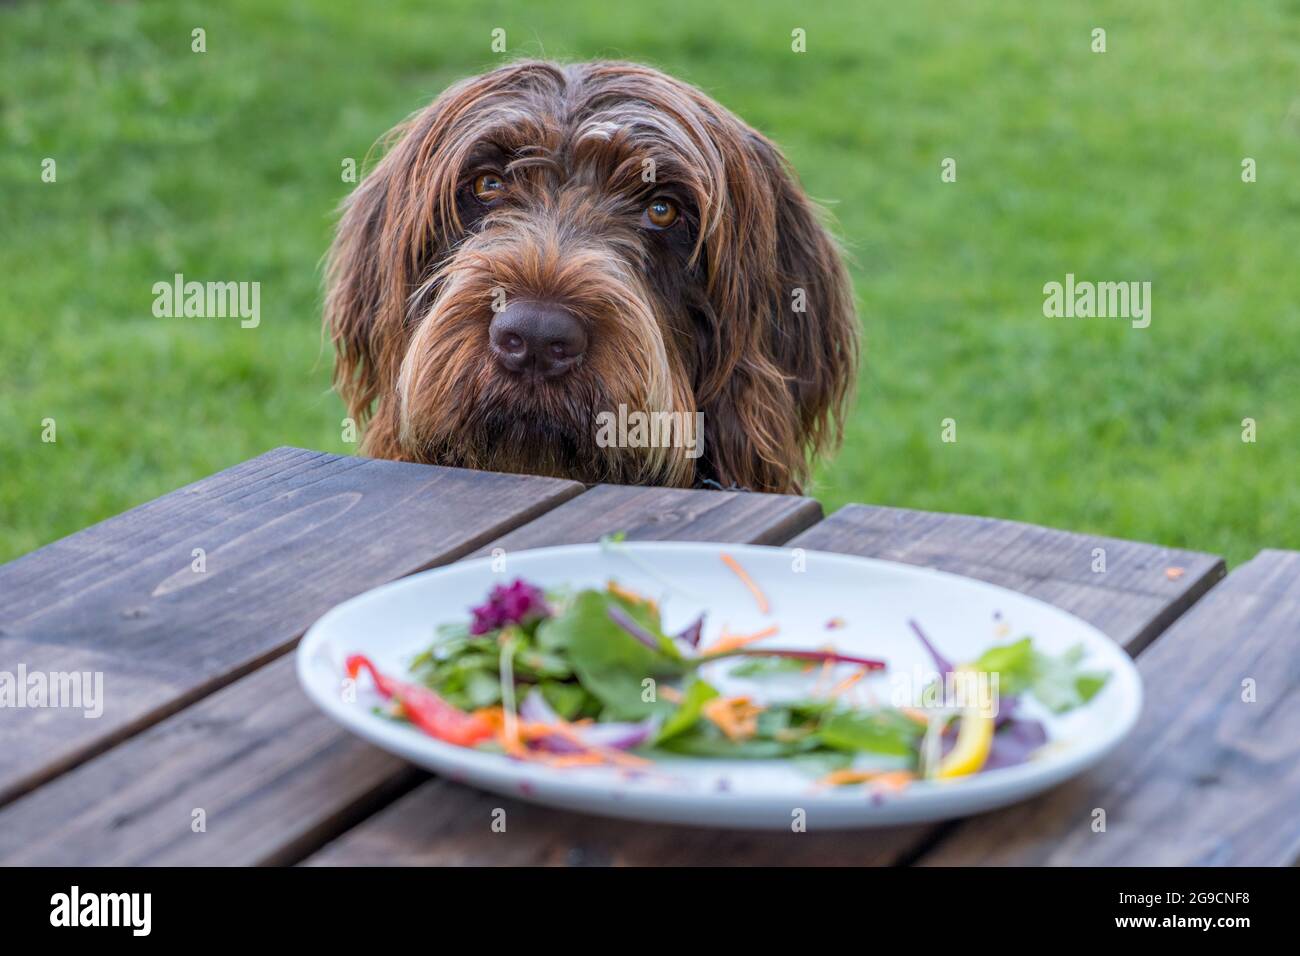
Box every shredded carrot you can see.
[818,769,882,787]
[702,695,764,741]
[498,720,555,760]
[828,667,869,698]
[700,624,779,655]
[720,553,769,614]
[658,685,683,704]
[472,706,506,731]
[900,707,931,726]
[542,753,607,768]
[518,720,651,769]
[607,580,658,614]
[817,769,916,790]
[810,651,837,697]
[493,660,658,775]
[515,721,562,740]
[498,729,529,758]
[870,771,915,793]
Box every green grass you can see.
[3,0,1298,566]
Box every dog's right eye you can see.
[643,198,679,229]
[472,172,507,204]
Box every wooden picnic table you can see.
[0,446,1295,867]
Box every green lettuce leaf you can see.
[972,638,1110,713]
[818,708,923,758]
[655,678,719,744]
[546,589,686,720]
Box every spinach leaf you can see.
[973,638,1110,713]
[656,727,823,758]
[539,680,592,720]
[818,709,923,758]
[972,637,1036,693]
[1029,643,1110,713]
[515,648,572,680]
[534,615,568,653]
[547,589,685,720]
[655,679,719,744]
[435,620,471,643]
[463,668,503,708]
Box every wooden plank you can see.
[0,447,582,805]
[0,654,418,866]
[305,504,1225,867]
[306,776,907,866]
[0,484,820,865]
[919,549,1300,866]
[476,482,821,553]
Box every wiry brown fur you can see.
[325,60,858,493]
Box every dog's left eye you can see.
[473,172,507,204]
[642,198,679,230]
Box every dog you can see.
[325,60,858,493]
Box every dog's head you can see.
[326,60,857,492]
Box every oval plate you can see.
[297,542,1141,829]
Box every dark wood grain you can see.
[475,482,821,553]
[305,503,1225,867]
[0,447,582,805]
[0,482,820,865]
[0,654,420,866]
[307,776,910,866]
[918,549,1300,866]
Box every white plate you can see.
[297,542,1141,829]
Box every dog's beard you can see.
[395,242,698,486]
[421,367,616,481]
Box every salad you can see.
[345,550,1110,792]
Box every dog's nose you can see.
[489,302,587,377]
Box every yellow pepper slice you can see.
[935,705,995,779]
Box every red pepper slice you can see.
[346,654,495,747]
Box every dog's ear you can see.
[324,63,563,445]
[324,108,435,442]
[695,123,859,494]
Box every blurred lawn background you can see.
[2,0,1299,566]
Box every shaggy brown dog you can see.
[325,60,858,493]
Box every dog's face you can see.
[326,60,857,492]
